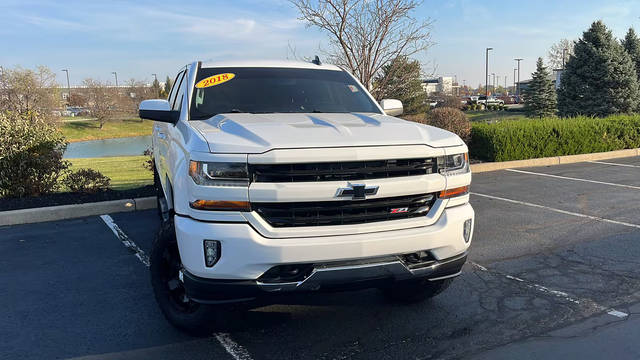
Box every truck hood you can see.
[190,113,464,153]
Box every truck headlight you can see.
[189,161,249,186]
[438,153,469,175]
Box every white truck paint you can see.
[140,60,474,332]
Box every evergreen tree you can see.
[163,76,173,98]
[524,58,557,118]
[558,21,639,117]
[152,78,161,97]
[622,27,640,81]
[373,56,428,114]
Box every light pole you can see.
[485,47,493,100]
[61,69,71,104]
[491,73,495,94]
[562,48,568,69]
[111,71,119,88]
[513,68,517,95]
[514,58,523,98]
[152,73,158,96]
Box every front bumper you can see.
[183,252,467,304]
[175,202,474,279]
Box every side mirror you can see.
[139,99,179,124]
[380,99,403,116]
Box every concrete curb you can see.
[0,196,157,227]
[470,148,640,173]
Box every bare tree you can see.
[82,78,119,129]
[123,78,155,118]
[0,66,61,121]
[291,0,432,90]
[547,38,576,70]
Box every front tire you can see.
[150,220,219,335]
[381,278,453,303]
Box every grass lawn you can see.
[466,110,526,123]
[69,156,153,190]
[60,119,153,142]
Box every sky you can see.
[2,0,640,88]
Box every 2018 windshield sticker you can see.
[347,85,359,92]
[195,73,235,88]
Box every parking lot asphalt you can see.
[2,157,640,360]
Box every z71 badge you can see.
[390,207,409,214]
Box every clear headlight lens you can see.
[189,161,249,186]
[438,153,469,175]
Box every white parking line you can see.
[588,160,640,168]
[99,215,253,360]
[471,192,640,230]
[214,333,254,360]
[471,262,628,318]
[100,215,150,266]
[505,168,640,190]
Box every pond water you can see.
[64,135,152,158]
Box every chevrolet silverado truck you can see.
[139,60,474,333]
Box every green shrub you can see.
[0,112,70,197]
[425,107,471,143]
[470,114,640,161]
[62,168,111,193]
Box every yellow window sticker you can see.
[195,73,235,88]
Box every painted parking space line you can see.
[99,215,253,360]
[471,262,628,319]
[100,214,150,266]
[214,333,254,360]
[505,168,640,190]
[471,192,640,230]
[588,160,640,168]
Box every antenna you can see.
[312,55,322,65]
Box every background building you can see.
[421,76,456,96]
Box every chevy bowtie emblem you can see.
[336,183,379,200]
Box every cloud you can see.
[20,14,89,31]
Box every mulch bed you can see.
[0,186,155,212]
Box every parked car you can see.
[475,95,504,106]
[139,60,474,334]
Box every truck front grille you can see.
[253,193,437,227]
[249,158,437,183]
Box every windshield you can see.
[190,67,381,120]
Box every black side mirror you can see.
[139,99,179,124]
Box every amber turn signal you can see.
[439,186,469,199]
[189,200,251,211]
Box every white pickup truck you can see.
[139,60,474,333]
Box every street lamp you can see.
[152,73,159,96]
[111,71,119,88]
[514,58,523,98]
[485,47,493,100]
[61,69,71,104]
[513,68,517,95]
[491,73,495,94]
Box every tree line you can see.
[526,21,640,118]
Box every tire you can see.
[381,278,453,303]
[150,220,220,335]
